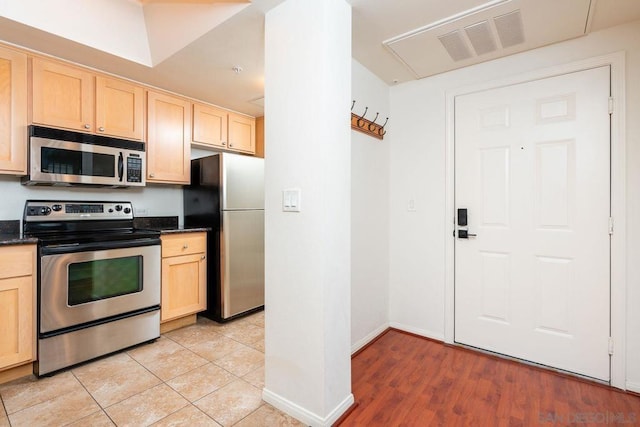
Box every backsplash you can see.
[133,216,179,230]
[0,176,185,225]
[0,220,19,234]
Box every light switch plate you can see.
[283,189,301,212]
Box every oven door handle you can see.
[40,237,160,255]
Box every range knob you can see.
[123,207,131,214]
[115,205,123,212]
[40,206,52,216]
[52,204,63,212]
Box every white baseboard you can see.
[351,323,389,354]
[626,380,640,394]
[262,388,354,427]
[389,322,445,342]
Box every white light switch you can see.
[283,189,301,212]
[407,198,416,212]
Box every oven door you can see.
[40,241,160,334]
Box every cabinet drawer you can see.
[161,232,207,258]
[0,245,35,280]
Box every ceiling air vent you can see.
[494,10,525,48]
[465,20,498,55]
[438,30,473,62]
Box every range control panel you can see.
[24,201,134,222]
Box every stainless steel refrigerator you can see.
[183,153,264,321]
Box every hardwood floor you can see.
[337,329,640,426]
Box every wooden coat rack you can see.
[351,101,387,140]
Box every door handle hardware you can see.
[457,208,468,226]
[458,230,477,239]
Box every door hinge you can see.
[608,97,614,114]
[608,217,614,235]
[608,337,614,355]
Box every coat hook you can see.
[351,100,356,111]
[357,106,368,127]
[368,112,379,131]
[378,117,388,136]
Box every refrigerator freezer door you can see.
[221,154,264,210]
[221,209,265,318]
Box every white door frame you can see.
[444,52,627,389]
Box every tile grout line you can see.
[123,337,200,425]
[0,394,10,427]
[164,323,265,384]
[159,316,266,426]
[1,313,266,427]
[67,370,116,426]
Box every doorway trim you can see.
[443,52,627,389]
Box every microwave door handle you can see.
[118,152,124,182]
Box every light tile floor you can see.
[0,312,305,427]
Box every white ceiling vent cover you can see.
[494,10,525,47]
[438,30,473,62]
[465,20,498,55]
[383,0,591,79]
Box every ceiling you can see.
[0,0,639,118]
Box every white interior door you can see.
[454,66,611,381]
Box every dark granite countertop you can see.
[0,220,37,246]
[157,227,210,235]
[132,216,209,234]
[0,233,39,246]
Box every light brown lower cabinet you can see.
[160,232,207,322]
[0,245,36,371]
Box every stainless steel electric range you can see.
[23,200,161,376]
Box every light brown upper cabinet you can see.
[95,76,144,140]
[0,45,27,175]
[192,103,228,149]
[192,103,256,155]
[146,90,191,184]
[255,116,264,158]
[228,112,256,154]
[30,58,144,140]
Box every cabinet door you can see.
[255,116,264,158]
[0,245,35,370]
[30,59,94,132]
[161,253,206,322]
[96,76,144,140]
[0,46,27,174]
[228,113,255,154]
[146,91,191,184]
[192,103,228,149]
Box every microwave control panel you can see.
[127,155,143,183]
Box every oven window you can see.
[41,147,115,177]
[68,256,142,306]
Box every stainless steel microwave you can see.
[23,126,146,187]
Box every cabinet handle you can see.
[222,141,227,145]
[84,124,91,129]
[229,143,233,148]
[183,244,188,249]
[98,127,105,132]
[201,255,206,260]
[149,173,155,178]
